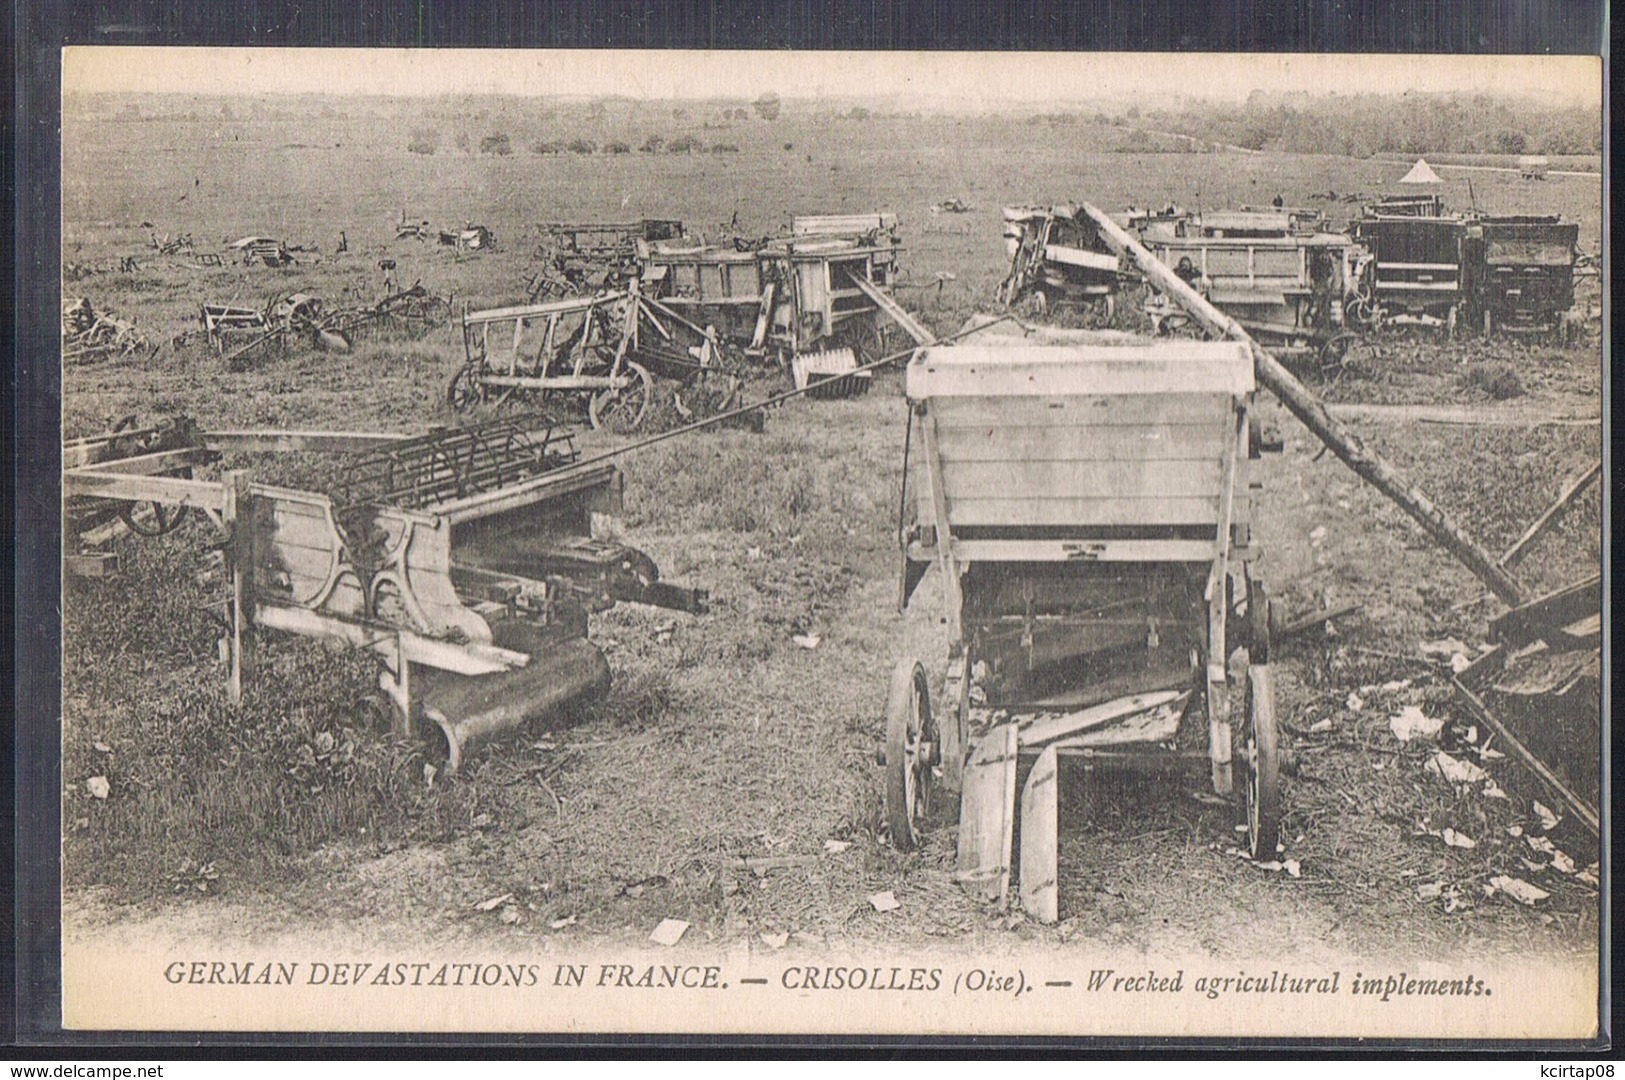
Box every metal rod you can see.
[1451,673,1599,837]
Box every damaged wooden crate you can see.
[887,337,1284,921]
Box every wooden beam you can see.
[1498,462,1601,568]
[62,470,228,512]
[1081,203,1529,608]
[203,430,409,453]
[68,446,216,476]
[1451,674,1599,837]
[252,603,528,676]
[1489,574,1601,646]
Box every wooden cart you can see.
[449,290,654,431]
[891,341,1282,920]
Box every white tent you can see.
[1399,158,1442,184]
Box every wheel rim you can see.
[1244,665,1281,860]
[447,364,482,412]
[885,660,934,851]
[589,361,653,432]
[120,500,189,537]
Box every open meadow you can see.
[60,98,1602,969]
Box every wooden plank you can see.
[202,430,408,453]
[955,724,1019,906]
[928,393,1234,428]
[941,459,1223,500]
[435,463,619,525]
[933,423,1230,462]
[1489,574,1601,645]
[951,538,1217,563]
[62,470,228,512]
[1018,690,1188,747]
[74,446,214,476]
[253,603,527,676]
[1555,613,1601,648]
[946,496,1221,528]
[1018,745,1059,925]
[65,552,120,577]
[1051,698,1186,748]
[1498,462,1601,568]
[1451,674,1599,837]
[909,356,1252,399]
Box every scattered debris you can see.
[85,776,110,800]
[1486,875,1549,906]
[759,931,789,950]
[228,235,297,267]
[823,839,851,854]
[791,633,822,650]
[1440,828,1476,849]
[475,892,515,912]
[1533,801,1560,832]
[867,890,901,913]
[649,918,689,946]
[1425,750,1489,786]
[62,298,156,364]
[548,915,577,930]
[1389,705,1444,743]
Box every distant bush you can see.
[846,106,870,121]
[566,138,597,155]
[753,92,781,121]
[605,140,631,154]
[639,134,665,153]
[479,132,512,155]
[1460,362,1525,400]
[407,127,440,155]
[533,140,563,155]
[709,143,739,154]
[667,135,701,154]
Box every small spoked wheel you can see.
[1083,293,1116,329]
[884,659,936,852]
[119,500,190,537]
[588,361,653,433]
[1242,664,1282,861]
[446,363,485,413]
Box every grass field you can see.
[61,99,1603,962]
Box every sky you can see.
[63,48,1601,108]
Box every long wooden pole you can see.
[1081,204,1529,607]
[1498,461,1601,568]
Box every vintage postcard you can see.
[56,47,1604,1039]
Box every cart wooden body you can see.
[1139,210,1369,352]
[889,341,1280,920]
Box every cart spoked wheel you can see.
[1241,664,1281,861]
[1081,294,1116,329]
[446,363,485,413]
[588,361,653,433]
[884,659,937,852]
[119,499,191,537]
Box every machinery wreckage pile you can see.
[1000,193,1589,377]
[66,192,1598,924]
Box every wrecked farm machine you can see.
[1135,207,1374,376]
[638,212,935,396]
[64,412,704,773]
[1352,196,1580,337]
[448,278,746,432]
[1000,204,1125,325]
[889,336,1283,921]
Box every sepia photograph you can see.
[54,47,1604,1039]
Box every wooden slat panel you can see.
[947,496,1221,527]
[1018,690,1187,747]
[941,459,1222,501]
[934,423,1228,462]
[950,539,1218,563]
[930,393,1233,428]
[1018,746,1059,925]
[956,724,1018,906]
